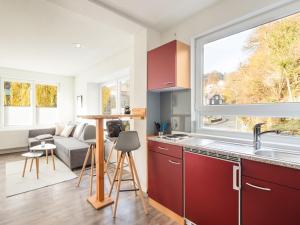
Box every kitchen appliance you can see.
[162,134,190,141]
[184,147,241,225]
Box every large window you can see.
[0,79,59,127]
[101,77,130,115]
[195,10,300,139]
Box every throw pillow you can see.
[73,123,86,139]
[55,123,65,136]
[60,125,75,137]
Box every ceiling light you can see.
[73,43,82,48]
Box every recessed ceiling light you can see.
[73,43,82,48]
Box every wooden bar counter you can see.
[78,110,145,210]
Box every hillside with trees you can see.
[205,13,300,135]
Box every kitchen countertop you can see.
[148,135,300,170]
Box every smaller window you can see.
[102,83,117,114]
[35,84,58,125]
[4,81,32,126]
[4,81,31,107]
[35,84,57,108]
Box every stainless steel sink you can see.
[254,148,300,162]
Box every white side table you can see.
[30,143,56,170]
[22,152,43,179]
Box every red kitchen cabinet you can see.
[147,40,190,91]
[185,151,240,225]
[242,160,300,225]
[148,144,183,216]
[242,176,300,225]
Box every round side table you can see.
[30,143,56,170]
[22,152,43,179]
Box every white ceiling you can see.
[0,0,134,75]
[91,0,220,31]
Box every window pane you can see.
[203,115,300,136]
[4,81,31,106]
[36,84,57,107]
[102,83,117,114]
[120,79,130,112]
[203,12,300,105]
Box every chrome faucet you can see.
[253,123,280,150]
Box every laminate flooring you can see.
[0,153,178,225]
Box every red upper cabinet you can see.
[147,40,190,91]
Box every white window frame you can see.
[192,1,300,145]
[101,76,130,115]
[0,76,59,129]
[34,82,60,126]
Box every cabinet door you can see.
[242,176,300,225]
[148,150,183,215]
[185,152,239,225]
[147,40,176,90]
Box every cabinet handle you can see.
[168,160,181,165]
[158,146,168,151]
[246,182,271,192]
[165,82,174,85]
[233,165,240,191]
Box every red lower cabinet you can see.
[242,176,300,225]
[148,149,183,216]
[242,160,300,225]
[185,151,240,225]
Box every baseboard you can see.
[0,146,28,155]
[149,198,185,225]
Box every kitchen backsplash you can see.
[147,89,191,134]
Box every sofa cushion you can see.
[72,123,86,139]
[60,125,75,137]
[54,137,90,169]
[54,137,89,152]
[55,123,65,136]
[28,128,55,138]
[35,134,53,140]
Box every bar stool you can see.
[105,120,124,170]
[108,131,148,218]
[76,139,112,196]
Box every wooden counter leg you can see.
[87,118,114,209]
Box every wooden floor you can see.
[0,153,178,225]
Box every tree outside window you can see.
[200,12,300,136]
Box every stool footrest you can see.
[119,188,139,192]
[114,178,134,182]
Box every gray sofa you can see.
[28,125,96,170]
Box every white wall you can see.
[75,48,133,118]
[132,28,160,191]
[0,67,74,150]
[161,0,296,44]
